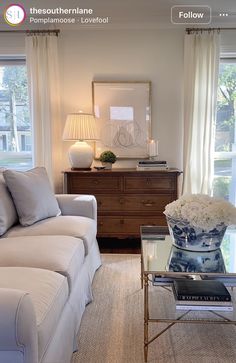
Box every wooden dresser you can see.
[63,168,181,238]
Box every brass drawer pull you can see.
[93,179,100,185]
[99,221,103,226]
[142,200,154,207]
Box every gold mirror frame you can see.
[92,81,151,159]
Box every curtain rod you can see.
[186,27,236,34]
[0,29,60,36]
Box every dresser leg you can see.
[144,274,149,362]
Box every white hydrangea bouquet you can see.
[164,194,236,231]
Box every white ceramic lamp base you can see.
[68,141,93,169]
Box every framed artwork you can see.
[92,81,151,159]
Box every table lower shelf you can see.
[143,276,236,362]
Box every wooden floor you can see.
[98,238,141,254]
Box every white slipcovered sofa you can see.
[0,167,101,363]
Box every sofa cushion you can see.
[0,235,85,290]
[0,267,68,362]
[0,174,18,236]
[3,167,61,226]
[4,215,96,255]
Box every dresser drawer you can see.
[67,175,122,193]
[97,216,166,237]
[124,176,175,192]
[96,194,173,212]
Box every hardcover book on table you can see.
[175,304,233,311]
[201,275,236,287]
[152,274,193,286]
[174,296,233,311]
[173,280,231,302]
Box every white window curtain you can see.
[183,31,220,195]
[25,33,62,192]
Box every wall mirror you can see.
[92,81,151,159]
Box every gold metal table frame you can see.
[140,226,236,362]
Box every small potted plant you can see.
[99,150,117,169]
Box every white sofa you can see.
[0,169,101,363]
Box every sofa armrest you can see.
[0,289,38,363]
[55,194,97,222]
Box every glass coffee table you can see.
[141,225,236,362]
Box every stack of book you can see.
[172,279,233,311]
[136,160,168,170]
[152,274,193,286]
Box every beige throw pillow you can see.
[0,173,18,235]
[3,167,61,226]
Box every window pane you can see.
[213,61,236,204]
[0,63,32,170]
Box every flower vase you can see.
[166,216,227,252]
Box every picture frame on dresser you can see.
[92,81,151,159]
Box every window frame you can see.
[0,56,32,170]
[215,57,236,161]
[213,56,236,204]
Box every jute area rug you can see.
[71,254,236,363]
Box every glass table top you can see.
[141,225,236,276]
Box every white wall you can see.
[59,28,185,170]
[221,30,236,55]
[0,33,25,55]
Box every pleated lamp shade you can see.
[63,113,98,170]
[62,113,98,141]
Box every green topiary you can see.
[99,150,117,164]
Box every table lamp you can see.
[63,113,98,170]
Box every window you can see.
[0,58,32,170]
[213,59,236,206]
